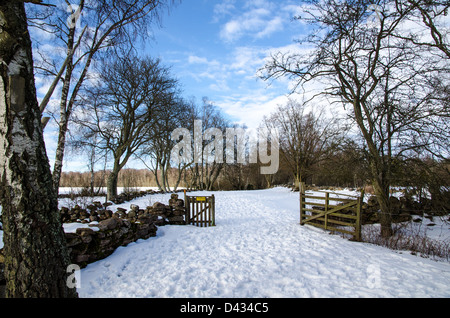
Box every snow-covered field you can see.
[1,187,449,298]
[77,187,450,298]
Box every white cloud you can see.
[216,91,304,130]
[220,20,243,42]
[209,80,230,92]
[215,0,311,44]
[218,1,288,43]
[213,0,237,21]
[188,55,209,64]
[188,55,221,68]
[231,46,266,71]
[256,16,284,39]
[281,4,305,18]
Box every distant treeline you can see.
[60,169,156,189]
[59,156,450,194]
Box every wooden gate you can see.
[184,192,216,227]
[299,183,364,241]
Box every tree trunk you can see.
[51,18,77,195]
[107,170,119,201]
[265,175,272,188]
[353,98,394,238]
[294,174,301,189]
[0,2,78,298]
[372,177,393,238]
[52,117,69,193]
[173,163,184,191]
[90,155,95,196]
[208,164,223,191]
[107,150,132,200]
[154,169,163,192]
[161,159,168,192]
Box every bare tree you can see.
[138,96,195,192]
[260,0,449,237]
[27,0,174,194]
[0,1,77,298]
[221,123,254,190]
[262,99,345,188]
[189,98,229,191]
[73,55,178,200]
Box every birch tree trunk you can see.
[51,1,82,194]
[0,2,78,298]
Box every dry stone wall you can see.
[65,215,158,268]
[63,193,187,268]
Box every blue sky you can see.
[41,0,311,172]
[146,0,308,128]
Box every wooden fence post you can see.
[299,182,306,225]
[355,188,365,242]
[211,194,216,226]
[325,192,329,231]
[184,190,190,225]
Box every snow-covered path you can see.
[78,188,450,298]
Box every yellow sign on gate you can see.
[196,197,206,202]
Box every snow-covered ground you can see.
[1,187,449,298]
[77,187,450,298]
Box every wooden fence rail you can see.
[300,184,364,241]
